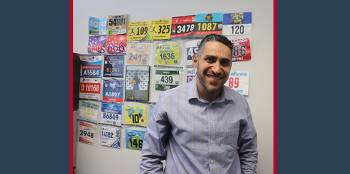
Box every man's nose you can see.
[211,61,221,73]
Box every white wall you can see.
[74,0,273,174]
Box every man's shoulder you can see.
[160,83,189,99]
[224,86,247,103]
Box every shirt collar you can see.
[187,77,234,104]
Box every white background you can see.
[73,0,273,173]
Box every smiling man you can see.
[140,34,258,174]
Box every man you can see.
[140,34,258,174]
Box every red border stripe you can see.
[69,0,73,173]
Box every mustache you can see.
[202,69,226,79]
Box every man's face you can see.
[193,41,232,95]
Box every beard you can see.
[196,68,228,94]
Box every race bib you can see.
[78,121,97,145]
[154,41,181,65]
[100,102,122,126]
[194,13,223,36]
[125,127,145,150]
[228,36,251,62]
[171,15,195,38]
[107,15,128,35]
[89,16,107,35]
[102,78,124,102]
[80,55,103,78]
[224,71,249,96]
[88,35,106,54]
[126,42,152,65]
[78,100,100,123]
[123,102,149,127]
[127,21,152,41]
[103,55,124,78]
[186,68,196,83]
[100,125,121,149]
[79,78,102,100]
[223,12,252,36]
[125,65,150,102]
[105,34,127,54]
[155,68,181,91]
[149,19,172,40]
[185,39,201,66]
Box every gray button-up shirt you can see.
[140,79,258,174]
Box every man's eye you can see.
[220,59,231,66]
[206,56,215,63]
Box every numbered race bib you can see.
[123,102,149,127]
[100,102,122,126]
[223,12,252,36]
[125,65,150,102]
[78,100,101,123]
[155,68,181,91]
[80,55,103,78]
[154,41,181,65]
[149,19,171,40]
[194,13,223,36]
[107,15,128,35]
[228,36,251,62]
[185,39,201,66]
[186,68,196,83]
[89,16,107,35]
[171,15,195,38]
[88,35,106,54]
[125,127,145,150]
[79,78,102,100]
[102,78,124,102]
[103,55,124,78]
[127,21,152,41]
[106,34,127,54]
[100,125,121,149]
[224,71,249,96]
[78,121,97,145]
[126,42,152,65]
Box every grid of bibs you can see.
[77,12,252,150]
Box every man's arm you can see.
[238,101,258,174]
[140,95,170,174]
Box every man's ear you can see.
[192,54,198,67]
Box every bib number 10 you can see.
[129,113,141,123]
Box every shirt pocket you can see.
[216,119,240,149]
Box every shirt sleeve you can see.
[140,94,170,174]
[239,99,258,174]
